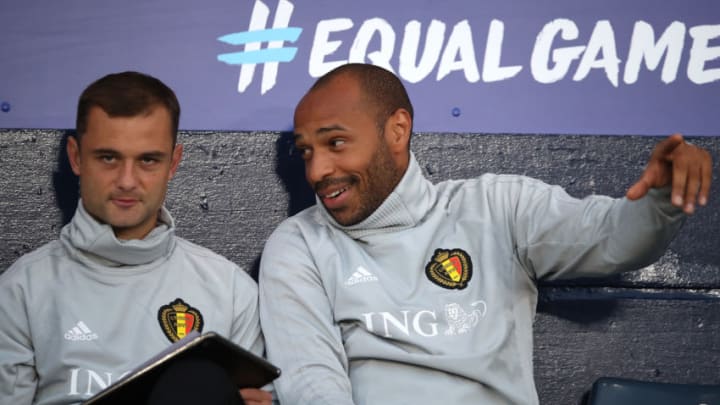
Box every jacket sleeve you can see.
[259,222,355,405]
[511,178,685,281]
[230,266,282,402]
[229,266,265,357]
[0,267,38,404]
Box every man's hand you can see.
[626,133,712,214]
[239,388,273,405]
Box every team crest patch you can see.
[157,298,204,342]
[425,248,473,290]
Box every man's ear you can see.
[66,136,82,176]
[168,143,183,180]
[384,108,412,155]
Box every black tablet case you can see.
[83,331,280,404]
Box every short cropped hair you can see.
[75,71,180,145]
[311,63,414,133]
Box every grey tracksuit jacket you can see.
[0,202,263,405]
[259,154,684,405]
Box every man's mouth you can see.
[315,176,357,201]
[323,187,348,199]
[111,196,141,208]
[316,182,354,211]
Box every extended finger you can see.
[671,159,688,209]
[699,150,712,206]
[651,134,685,161]
[626,177,652,201]
[683,164,701,214]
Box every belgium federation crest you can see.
[425,248,473,290]
[157,298,204,342]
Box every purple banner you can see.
[1,0,718,135]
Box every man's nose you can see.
[306,150,335,187]
[116,161,138,190]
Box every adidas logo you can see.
[64,321,99,341]
[344,266,379,286]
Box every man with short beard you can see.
[258,63,712,405]
[0,72,272,405]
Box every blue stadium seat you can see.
[587,377,720,405]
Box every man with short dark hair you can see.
[258,63,712,404]
[0,72,271,405]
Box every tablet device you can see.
[83,331,280,404]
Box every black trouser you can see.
[146,356,245,405]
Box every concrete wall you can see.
[1,129,718,404]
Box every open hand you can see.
[626,134,712,214]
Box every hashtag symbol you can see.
[217,0,302,94]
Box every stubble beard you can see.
[337,140,403,226]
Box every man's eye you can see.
[141,157,158,165]
[100,155,115,163]
[330,139,345,148]
[294,146,311,159]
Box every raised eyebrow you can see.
[294,125,347,142]
[316,124,346,135]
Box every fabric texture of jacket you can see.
[259,153,684,405]
[0,202,263,405]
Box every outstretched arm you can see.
[626,133,712,214]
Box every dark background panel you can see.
[534,294,720,404]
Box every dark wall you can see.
[1,130,718,404]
